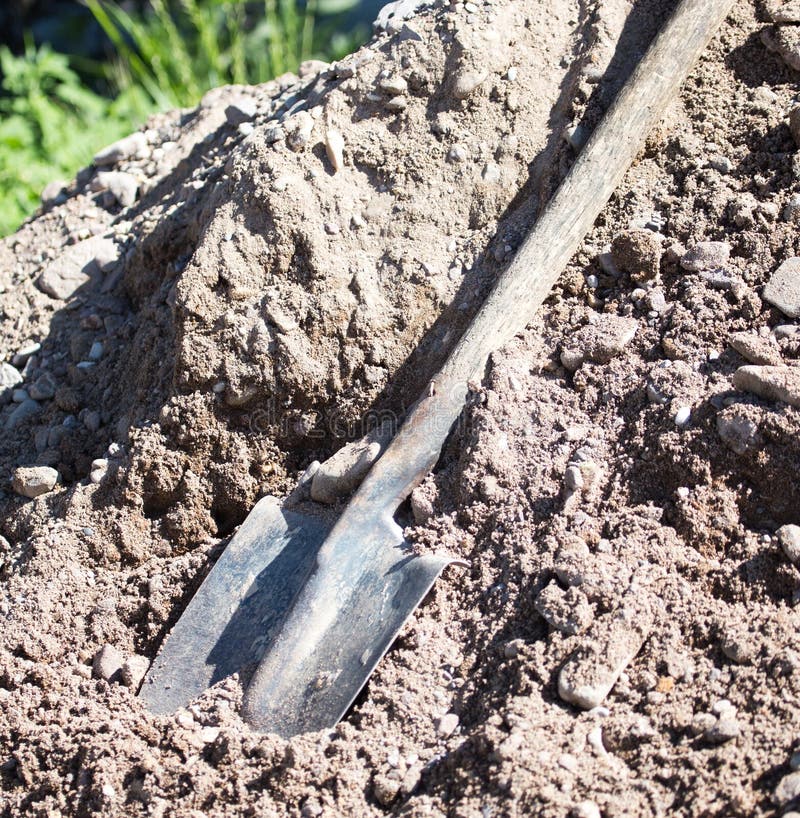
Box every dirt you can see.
[3,0,800,815]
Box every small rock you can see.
[732,365,800,408]
[121,654,150,689]
[90,458,109,484]
[504,639,524,659]
[379,75,408,95]
[778,524,800,567]
[93,171,138,207]
[0,363,23,399]
[29,372,56,401]
[571,802,601,818]
[729,332,782,366]
[763,24,800,72]
[611,228,662,282]
[385,95,408,112]
[680,241,731,272]
[225,97,257,125]
[776,324,800,340]
[704,716,740,744]
[11,466,58,499]
[5,399,42,430]
[12,342,40,367]
[373,774,401,806]
[37,236,118,300]
[763,258,800,318]
[564,464,584,492]
[560,315,638,371]
[92,644,124,682]
[452,67,488,99]
[774,772,800,807]
[436,712,459,737]
[325,129,345,173]
[311,423,393,504]
[535,581,594,635]
[716,409,762,455]
[447,144,468,163]
[410,486,434,524]
[93,131,148,166]
[41,179,67,206]
[674,406,692,427]
[558,599,653,710]
[481,163,501,184]
[784,193,800,222]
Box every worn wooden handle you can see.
[358,0,735,511]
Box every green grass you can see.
[0,0,363,236]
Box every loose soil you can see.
[2,1,800,816]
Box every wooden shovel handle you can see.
[357,0,735,513]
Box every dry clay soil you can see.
[3,0,800,815]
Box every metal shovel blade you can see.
[139,496,335,713]
[139,494,451,733]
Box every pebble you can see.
[571,802,601,818]
[12,342,40,367]
[37,236,119,300]
[93,131,148,166]
[558,599,653,710]
[784,193,800,222]
[763,258,800,318]
[5,398,42,430]
[12,388,27,403]
[373,775,401,806]
[265,125,285,144]
[773,771,800,807]
[379,75,408,95]
[680,241,731,272]
[452,67,489,99]
[704,715,740,744]
[41,179,67,206]
[506,66,518,82]
[716,411,761,455]
[504,639,524,659]
[325,129,345,173]
[384,95,408,112]
[310,423,393,504]
[92,644,124,681]
[29,373,56,401]
[564,464,584,492]
[733,365,800,408]
[89,341,104,361]
[481,163,501,184]
[778,524,800,567]
[674,406,692,427]
[90,458,109,484]
[435,712,459,737]
[11,465,58,499]
[0,362,23,399]
[121,654,150,689]
[448,144,468,163]
[729,332,782,366]
[93,171,139,208]
[225,97,257,125]
[534,581,593,635]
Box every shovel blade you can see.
[140,495,451,737]
[139,496,336,713]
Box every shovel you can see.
[139,0,733,737]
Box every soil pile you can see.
[3,0,800,815]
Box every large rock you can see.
[558,598,653,710]
[11,466,59,499]
[732,365,800,408]
[37,236,119,300]
[762,258,800,318]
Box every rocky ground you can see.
[3,0,800,815]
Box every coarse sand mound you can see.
[3,0,800,815]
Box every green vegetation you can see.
[0,0,363,236]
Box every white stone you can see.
[763,258,800,318]
[93,131,148,166]
[680,241,731,272]
[733,365,800,408]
